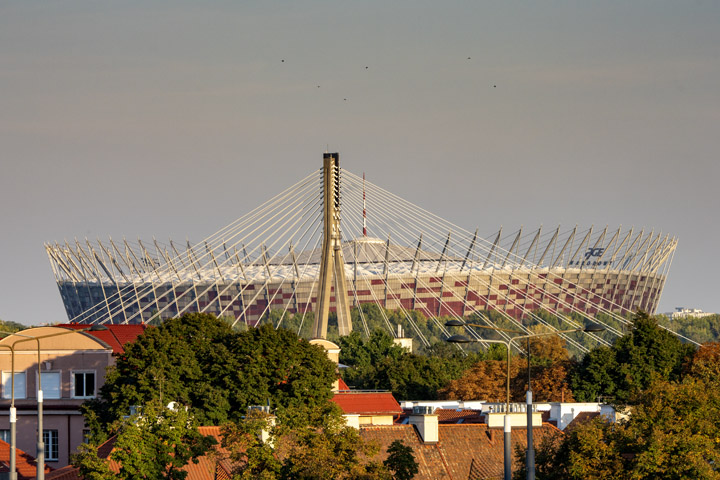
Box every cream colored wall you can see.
[358,414,394,426]
[0,327,114,468]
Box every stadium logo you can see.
[569,247,608,267]
[584,248,605,260]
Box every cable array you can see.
[45,165,692,350]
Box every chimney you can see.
[409,406,438,444]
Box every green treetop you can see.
[83,313,337,439]
[571,311,695,404]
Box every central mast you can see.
[313,153,353,338]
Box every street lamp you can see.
[445,320,605,480]
[1,325,108,480]
[0,343,18,480]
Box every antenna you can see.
[363,172,367,237]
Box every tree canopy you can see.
[440,333,576,403]
[83,313,338,438]
[517,335,720,480]
[384,440,419,480]
[523,361,720,479]
[73,400,216,480]
[222,407,393,480]
[338,329,480,400]
[571,311,695,403]
[0,319,28,335]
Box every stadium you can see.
[45,154,679,350]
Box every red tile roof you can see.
[45,437,120,480]
[58,324,146,354]
[434,408,485,424]
[361,423,563,480]
[331,392,403,415]
[45,466,80,480]
[43,420,563,480]
[0,439,53,479]
[398,408,485,425]
[185,426,235,480]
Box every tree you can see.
[570,311,695,403]
[622,379,720,479]
[0,319,28,335]
[515,416,628,480]
[73,400,216,480]
[612,311,694,399]
[440,358,517,402]
[528,333,571,365]
[439,335,576,403]
[527,351,720,480]
[222,406,391,480]
[569,346,619,402]
[384,440,418,480]
[661,313,720,344]
[685,341,720,382]
[339,329,480,400]
[83,313,337,438]
[527,360,576,402]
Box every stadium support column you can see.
[314,153,353,339]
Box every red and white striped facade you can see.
[50,229,673,326]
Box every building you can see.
[46,228,675,336]
[361,421,560,480]
[45,157,676,351]
[665,307,716,320]
[331,391,403,427]
[399,400,618,431]
[0,325,145,469]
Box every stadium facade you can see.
[45,154,677,345]
[48,232,673,325]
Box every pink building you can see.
[0,325,144,469]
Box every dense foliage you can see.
[73,400,216,480]
[570,311,695,403]
[0,319,28,334]
[516,343,720,479]
[660,313,720,344]
[75,306,717,479]
[83,313,337,439]
[338,329,481,399]
[222,407,393,479]
[440,333,576,402]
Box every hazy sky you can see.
[1,1,718,326]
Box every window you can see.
[73,371,95,398]
[39,372,61,399]
[43,430,59,462]
[0,430,9,443]
[83,429,91,444]
[2,371,26,399]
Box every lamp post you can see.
[519,323,604,480]
[0,343,17,480]
[1,325,108,480]
[445,321,605,480]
